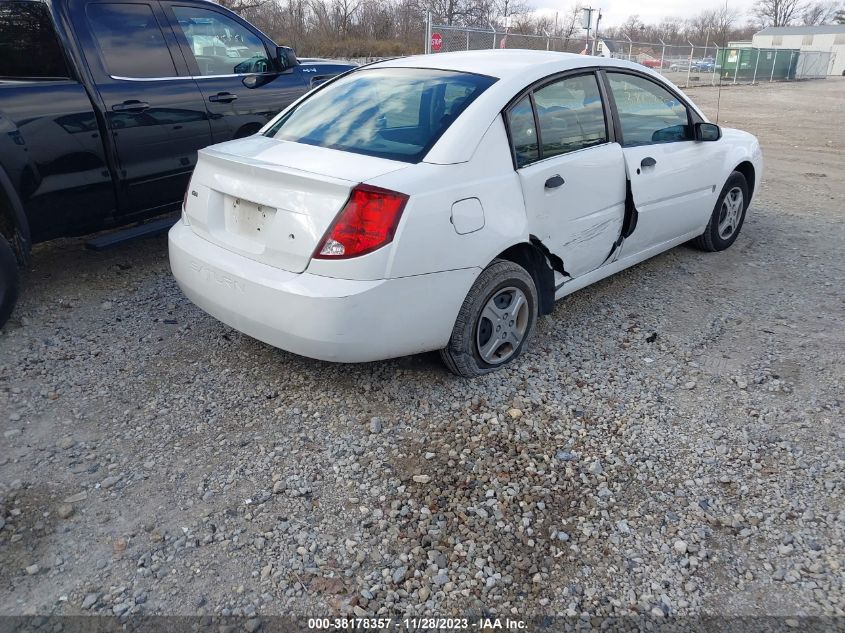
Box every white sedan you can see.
[169,50,762,377]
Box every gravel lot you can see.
[1,78,843,622]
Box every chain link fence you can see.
[794,50,836,79]
[426,24,583,56]
[424,22,836,88]
[595,38,720,87]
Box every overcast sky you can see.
[532,0,757,28]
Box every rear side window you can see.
[86,3,177,78]
[0,1,70,79]
[264,68,496,163]
[508,95,539,168]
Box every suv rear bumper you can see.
[169,220,478,362]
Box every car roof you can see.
[370,49,644,80]
[366,50,705,165]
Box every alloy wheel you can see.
[476,286,529,365]
[718,186,744,240]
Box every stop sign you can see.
[430,32,443,52]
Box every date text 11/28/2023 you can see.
[307,617,528,630]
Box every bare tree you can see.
[216,0,268,14]
[232,0,807,62]
[357,0,396,39]
[683,3,740,45]
[686,11,711,42]
[711,3,741,45]
[488,0,530,25]
[557,3,584,43]
[753,0,806,26]
[394,0,424,40]
[331,0,360,36]
[619,14,645,41]
[655,17,683,43]
[802,1,840,23]
[419,0,472,26]
[731,20,761,42]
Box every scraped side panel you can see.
[517,142,627,278]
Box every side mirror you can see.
[695,122,721,142]
[276,46,298,70]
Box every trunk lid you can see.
[184,136,407,273]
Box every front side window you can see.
[533,73,607,159]
[264,68,496,163]
[86,3,177,78]
[607,72,692,146]
[0,1,69,79]
[171,6,270,76]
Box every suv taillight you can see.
[313,184,409,259]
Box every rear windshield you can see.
[0,1,70,79]
[264,68,496,163]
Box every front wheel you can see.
[440,259,538,378]
[691,171,749,252]
[0,235,20,328]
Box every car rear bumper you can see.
[169,220,479,362]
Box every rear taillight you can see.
[313,184,409,259]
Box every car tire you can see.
[691,171,749,252]
[0,235,20,329]
[440,258,538,378]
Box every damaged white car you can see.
[169,49,763,377]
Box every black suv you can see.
[0,0,354,325]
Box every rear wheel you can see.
[0,235,19,328]
[440,259,538,378]
[692,171,749,252]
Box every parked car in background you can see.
[170,50,763,377]
[641,59,665,69]
[0,0,355,327]
[692,59,716,72]
[671,59,715,73]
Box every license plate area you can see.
[224,196,275,240]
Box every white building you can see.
[595,39,618,58]
[752,25,845,76]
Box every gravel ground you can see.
[1,78,843,622]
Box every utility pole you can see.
[592,10,602,55]
[581,7,601,55]
[500,0,510,49]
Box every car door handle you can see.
[111,100,149,113]
[641,156,657,168]
[208,92,238,103]
[545,175,565,189]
